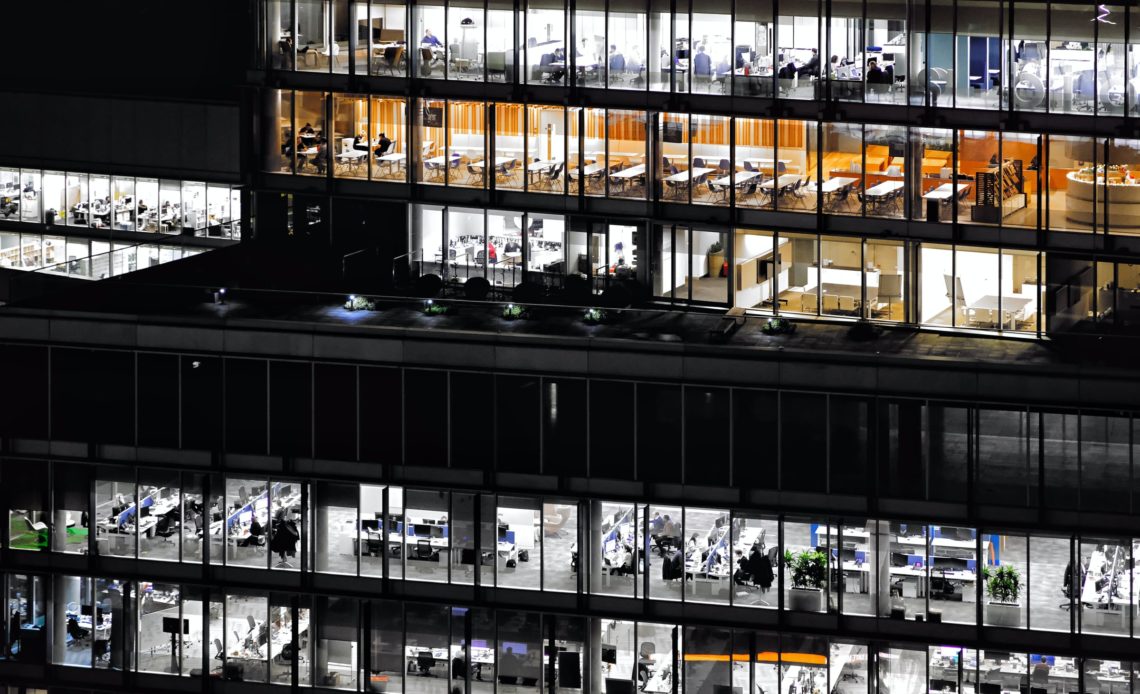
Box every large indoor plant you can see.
[706,240,726,278]
[983,564,1022,627]
[785,548,828,612]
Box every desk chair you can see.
[637,642,656,688]
[417,650,435,676]
[415,539,435,561]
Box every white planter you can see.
[986,601,1022,627]
[789,587,824,612]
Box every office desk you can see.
[663,167,714,182]
[710,170,761,188]
[966,296,1032,330]
[759,174,801,190]
[470,157,515,169]
[610,164,647,179]
[923,182,970,200]
[498,540,518,564]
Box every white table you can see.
[743,157,792,168]
[527,159,561,171]
[923,182,969,200]
[967,296,1033,329]
[663,166,714,182]
[710,170,761,187]
[821,176,858,193]
[569,163,605,177]
[470,157,514,168]
[611,164,647,179]
[759,174,801,190]
[865,180,904,197]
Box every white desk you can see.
[821,176,858,193]
[611,164,647,179]
[923,182,969,200]
[663,166,714,182]
[527,159,562,171]
[759,174,801,190]
[569,163,605,177]
[470,157,514,168]
[711,170,761,187]
[865,180,904,197]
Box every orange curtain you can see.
[734,118,805,148]
[691,116,730,146]
[370,97,406,138]
[586,109,646,141]
[494,102,523,137]
[435,100,483,135]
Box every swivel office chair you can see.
[417,650,435,676]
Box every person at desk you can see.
[299,122,315,138]
[8,610,21,654]
[271,509,300,568]
[608,45,625,75]
[828,55,840,79]
[865,58,887,85]
[777,60,798,80]
[421,29,442,48]
[609,543,634,575]
[237,517,265,548]
[487,240,498,264]
[294,136,309,171]
[353,132,369,152]
[314,137,329,175]
[374,132,392,157]
[693,45,712,79]
[686,533,701,555]
[801,48,820,78]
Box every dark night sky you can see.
[10,0,248,102]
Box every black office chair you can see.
[415,539,435,561]
[417,650,435,676]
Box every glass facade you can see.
[0,166,241,239]
[4,569,1139,691]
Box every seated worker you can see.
[865,58,887,84]
[800,48,820,77]
[374,132,393,157]
[693,45,712,77]
[777,60,797,79]
[420,29,442,48]
[353,132,369,152]
[608,45,626,74]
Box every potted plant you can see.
[344,294,375,311]
[983,564,1022,627]
[501,303,528,321]
[706,240,726,279]
[785,548,828,612]
[582,307,608,325]
[422,299,451,316]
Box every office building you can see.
[2,1,1140,694]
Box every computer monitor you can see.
[361,519,381,532]
[606,678,636,694]
[414,524,431,537]
[601,644,618,664]
[891,552,909,567]
[501,641,527,656]
[934,556,968,571]
[80,604,94,616]
[498,526,509,540]
[278,484,292,497]
[162,617,190,635]
[140,505,151,518]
